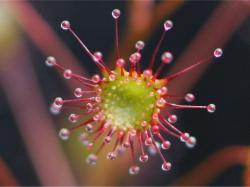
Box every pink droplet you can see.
[161,51,173,64]
[207,104,216,113]
[156,98,166,107]
[59,128,70,140]
[145,137,152,146]
[63,69,72,79]
[91,74,101,83]
[85,124,93,133]
[95,96,101,103]
[109,74,116,81]
[129,165,140,175]
[180,132,190,142]
[79,133,89,145]
[61,20,70,30]
[107,152,117,160]
[50,103,62,115]
[45,56,56,67]
[105,136,111,144]
[152,125,159,134]
[54,97,63,107]
[160,87,168,95]
[112,9,121,19]
[161,141,171,150]
[68,113,79,123]
[86,154,98,165]
[139,154,149,163]
[135,40,145,50]
[143,69,152,78]
[185,136,196,148]
[86,103,93,111]
[214,48,223,58]
[93,51,103,61]
[161,162,171,171]
[74,88,82,98]
[164,20,173,31]
[168,114,177,124]
[129,52,141,65]
[93,114,100,121]
[116,58,125,67]
[185,93,195,102]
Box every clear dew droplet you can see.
[161,162,172,171]
[91,74,101,83]
[185,93,195,102]
[106,152,117,160]
[180,132,190,142]
[161,51,173,64]
[74,88,82,98]
[168,115,177,124]
[61,20,70,30]
[207,104,216,113]
[50,103,62,115]
[63,69,72,79]
[109,74,116,81]
[45,56,56,67]
[68,113,78,123]
[143,69,152,78]
[105,136,112,144]
[116,58,125,67]
[156,98,166,107]
[95,96,101,103]
[86,103,93,111]
[135,40,145,50]
[54,97,63,107]
[112,9,121,19]
[79,133,89,145]
[139,154,149,163]
[185,136,197,148]
[129,52,141,65]
[164,20,173,31]
[161,140,171,150]
[129,165,140,175]
[59,128,70,140]
[87,142,94,150]
[214,48,223,58]
[86,154,98,165]
[93,51,103,61]
[85,124,93,133]
[160,87,168,95]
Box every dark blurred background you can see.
[0,1,250,186]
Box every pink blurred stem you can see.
[0,158,19,186]
[0,42,77,186]
[172,146,250,186]
[6,1,88,88]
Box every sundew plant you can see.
[46,9,222,175]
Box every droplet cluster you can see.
[46,8,223,175]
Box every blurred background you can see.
[0,0,250,186]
